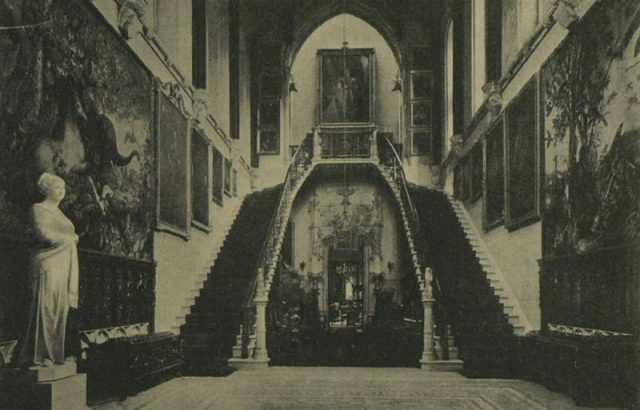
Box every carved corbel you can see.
[118,0,146,39]
[159,80,188,116]
[553,0,579,29]
[482,81,502,119]
[192,88,209,124]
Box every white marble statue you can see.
[20,173,79,367]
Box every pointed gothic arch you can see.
[284,0,405,70]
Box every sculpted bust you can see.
[19,173,79,368]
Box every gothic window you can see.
[192,0,207,89]
[257,72,280,154]
[410,62,433,155]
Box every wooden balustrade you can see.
[539,243,640,335]
[77,249,156,331]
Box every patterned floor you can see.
[94,367,593,410]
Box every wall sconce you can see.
[387,261,394,273]
[289,73,298,93]
[391,72,402,92]
[299,260,306,273]
[308,271,322,290]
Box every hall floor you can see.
[93,367,596,409]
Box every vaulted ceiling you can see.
[242,0,448,72]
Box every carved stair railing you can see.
[231,134,314,364]
[378,135,426,289]
[377,135,460,368]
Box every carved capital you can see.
[553,0,579,29]
[450,134,463,157]
[482,81,502,118]
[192,88,209,124]
[159,80,187,116]
[118,0,146,39]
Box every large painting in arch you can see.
[156,87,191,239]
[541,0,640,258]
[319,49,374,125]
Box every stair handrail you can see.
[379,135,421,231]
[239,134,313,357]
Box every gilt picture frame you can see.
[155,84,191,240]
[318,48,375,125]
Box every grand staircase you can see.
[181,185,284,375]
[409,186,523,377]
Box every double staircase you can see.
[181,185,284,375]
[409,186,529,376]
[181,131,531,377]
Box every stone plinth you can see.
[421,359,464,372]
[1,365,88,409]
[228,357,270,371]
[23,362,77,383]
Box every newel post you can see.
[420,267,435,368]
[253,274,270,364]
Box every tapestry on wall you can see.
[0,0,155,339]
[541,0,640,257]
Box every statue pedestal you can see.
[1,364,88,409]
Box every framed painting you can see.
[224,158,232,196]
[505,76,541,231]
[232,168,238,197]
[156,87,191,239]
[258,129,280,154]
[318,48,374,125]
[191,127,211,232]
[212,147,224,205]
[470,143,483,202]
[484,117,505,231]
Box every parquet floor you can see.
[94,367,594,409]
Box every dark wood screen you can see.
[77,249,156,331]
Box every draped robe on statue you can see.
[22,203,79,365]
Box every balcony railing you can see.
[312,126,378,162]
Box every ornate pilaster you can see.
[192,88,210,124]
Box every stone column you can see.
[253,290,270,364]
[420,267,435,369]
[420,293,435,367]
[370,129,379,161]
